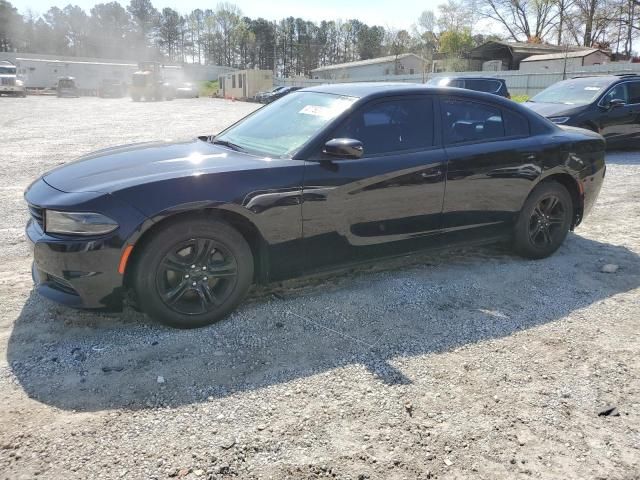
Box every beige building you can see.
[310,54,427,80]
[219,69,273,100]
[519,49,610,72]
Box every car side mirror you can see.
[606,98,626,110]
[322,138,364,159]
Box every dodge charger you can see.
[25,84,606,328]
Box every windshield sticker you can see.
[299,105,333,117]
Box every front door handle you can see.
[522,152,537,161]
[421,169,442,179]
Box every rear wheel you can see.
[513,181,573,259]
[133,218,254,328]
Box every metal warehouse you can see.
[310,54,427,80]
[519,49,611,72]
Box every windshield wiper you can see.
[211,138,246,152]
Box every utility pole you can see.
[562,43,569,80]
[273,20,277,79]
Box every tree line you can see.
[0,0,638,76]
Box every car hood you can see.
[522,101,587,118]
[43,138,275,194]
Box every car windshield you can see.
[530,77,612,105]
[215,91,357,157]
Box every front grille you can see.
[28,204,45,230]
[1,78,15,86]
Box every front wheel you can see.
[133,218,254,328]
[513,181,573,259]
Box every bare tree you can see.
[474,0,560,42]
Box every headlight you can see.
[15,79,24,86]
[549,116,570,124]
[45,210,118,236]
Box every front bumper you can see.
[27,219,125,310]
[24,178,149,310]
[0,86,25,94]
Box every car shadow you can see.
[6,233,639,412]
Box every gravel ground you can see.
[0,96,639,480]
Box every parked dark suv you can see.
[427,76,511,98]
[262,86,302,104]
[523,74,640,149]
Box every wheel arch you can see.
[123,207,269,291]
[534,171,583,229]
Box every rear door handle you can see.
[522,152,537,161]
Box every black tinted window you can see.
[503,109,529,137]
[464,79,501,93]
[333,97,434,155]
[442,98,504,144]
[629,81,640,104]
[603,83,629,103]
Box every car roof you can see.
[302,82,425,97]
[568,74,640,83]
[301,82,512,103]
[437,76,507,82]
[299,82,551,131]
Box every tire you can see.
[513,181,573,259]
[133,218,254,328]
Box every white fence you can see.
[275,62,640,97]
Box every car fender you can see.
[124,199,262,246]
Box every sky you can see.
[17,0,440,30]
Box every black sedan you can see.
[25,84,606,328]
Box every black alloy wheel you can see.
[133,218,254,328]
[156,238,238,315]
[514,181,572,259]
[527,195,566,248]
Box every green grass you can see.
[511,94,530,103]
[199,80,219,97]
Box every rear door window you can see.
[441,98,505,144]
[503,110,530,137]
[628,81,640,104]
[602,83,629,104]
